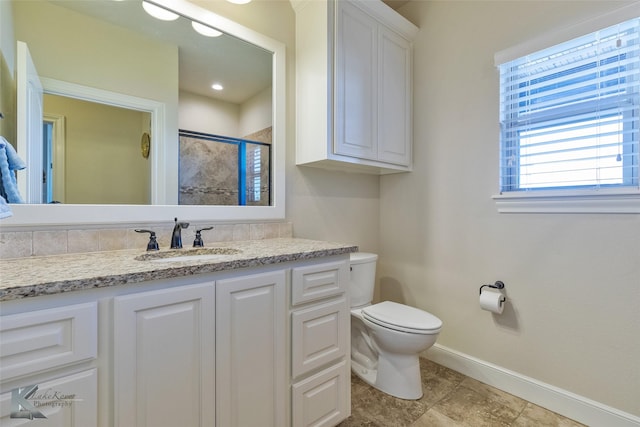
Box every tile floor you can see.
[339,358,586,427]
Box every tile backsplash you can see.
[0,221,293,259]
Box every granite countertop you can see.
[0,238,358,301]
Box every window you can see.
[496,16,640,212]
[247,146,262,203]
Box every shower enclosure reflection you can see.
[179,130,271,206]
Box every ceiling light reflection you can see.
[142,1,179,21]
[192,21,223,37]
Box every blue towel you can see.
[0,194,12,218]
[1,136,26,170]
[0,136,26,203]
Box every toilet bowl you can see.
[349,253,442,400]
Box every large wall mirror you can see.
[0,0,285,227]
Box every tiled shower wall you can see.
[0,221,293,259]
[179,128,272,206]
[179,138,271,206]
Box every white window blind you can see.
[498,17,640,193]
[246,146,262,203]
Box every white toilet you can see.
[349,252,442,400]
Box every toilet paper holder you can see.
[479,280,505,295]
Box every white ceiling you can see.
[49,0,272,105]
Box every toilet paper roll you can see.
[480,290,505,314]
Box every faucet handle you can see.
[135,229,160,251]
[174,217,190,228]
[193,227,214,247]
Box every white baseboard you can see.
[423,344,640,427]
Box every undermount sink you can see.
[135,247,242,263]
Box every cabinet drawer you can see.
[292,260,349,306]
[0,302,97,382]
[292,297,348,378]
[292,361,350,427]
[0,368,97,426]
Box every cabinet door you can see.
[334,1,378,161]
[377,26,412,166]
[113,283,215,427]
[216,271,286,427]
[292,361,350,427]
[291,297,349,379]
[0,369,97,427]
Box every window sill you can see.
[492,189,640,214]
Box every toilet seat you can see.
[362,301,442,334]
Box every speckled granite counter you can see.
[0,238,358,301]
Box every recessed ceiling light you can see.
[211,83,224,91]
[192,21,223,37]
[142,1,179,21]
[226,0,252,4]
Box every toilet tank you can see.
[349,252,378,308]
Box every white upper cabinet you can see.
[294,0,418,174]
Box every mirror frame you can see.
[3,0,286,229]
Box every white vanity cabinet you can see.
[290,260,351,427]
[294,0,419,174]
[0,303,98,426]
[0,251,353,427]
[113,282,215,427]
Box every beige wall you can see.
[239,86,272,137]
[179,90,240,137]
[382,1,639,416]
[178,86,271,139]
[0,0,15,143]
[0,51,15,144]
[44,95,151,204]
[12,1,177,104]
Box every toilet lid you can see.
[362,301,442,334]
[350,252,378,264]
